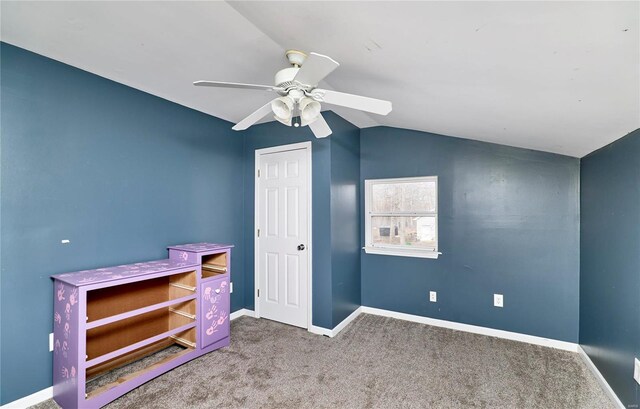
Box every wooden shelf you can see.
[86,342,194,400]
[201,253,228,279]
[202,263,227,273]
[87,271,196,322]
[87,294,196,330]
[169,282,196,291]
[86,321,196,369]
[86,300,197,364]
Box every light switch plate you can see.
[494,294,504,308]
[634,358,640,385]
[429,291,437,302]
[49,333,54,352]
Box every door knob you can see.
[297,244,306,251]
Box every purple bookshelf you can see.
[52,243,233,408]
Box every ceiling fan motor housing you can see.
[274,67,301,89]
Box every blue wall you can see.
[360,127,581,342]
[0,43,245,404]
[330,124,361,326]
[580,129,640,408]
[242,112,361,329]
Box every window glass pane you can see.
[371,180,436,213]
[371,216,436,249]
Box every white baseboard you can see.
[242,309,349,337]
[230,308,255,320]
[308,325,333,337]
[1,386,52,408]
[360,306,578,352]
[307,306,578,351]
[577,346,625,409]
[331,307,363,336]
[308,307,363,338]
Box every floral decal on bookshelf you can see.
[170,243,227,252]
[57,284,65,301]
[53,281,77,396]
[69,289,78,306]
[60,365,76,379]
[202,279,229,342]
[54,259,196,286]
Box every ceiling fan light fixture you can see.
[299,97,321,126]
[271,96,294,125]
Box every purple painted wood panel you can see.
[52,259,198,287]
[200,277,230,349]
[168,249,199,264]
[168,243,233,265]
[168,242,233,253]
[53,281,80,409]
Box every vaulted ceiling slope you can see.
[1,1,638,157]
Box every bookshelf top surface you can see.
[167,242,234,253]
[52,259,198,287]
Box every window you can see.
[364,176,439,259]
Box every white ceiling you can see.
[2,1,638,157]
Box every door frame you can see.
[254,141,312,330]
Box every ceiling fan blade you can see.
[308,113,332,138]
[194,80,279,92]
[293,52,339,87]
[313,89,392,115]
[231,100,274,131]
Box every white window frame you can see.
[364,176,440,259]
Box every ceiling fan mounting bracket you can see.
[285,49,308,67]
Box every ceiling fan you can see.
[193,50,392,138]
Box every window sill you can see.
[363,247,441,259]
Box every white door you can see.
[256,144,309,328]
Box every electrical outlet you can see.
[230,282,233,294]
[429,291,437,302]
[49,333,54,352]
[494,294,504,308]
[634,358,640,385]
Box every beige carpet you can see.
[33,314,613,408]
